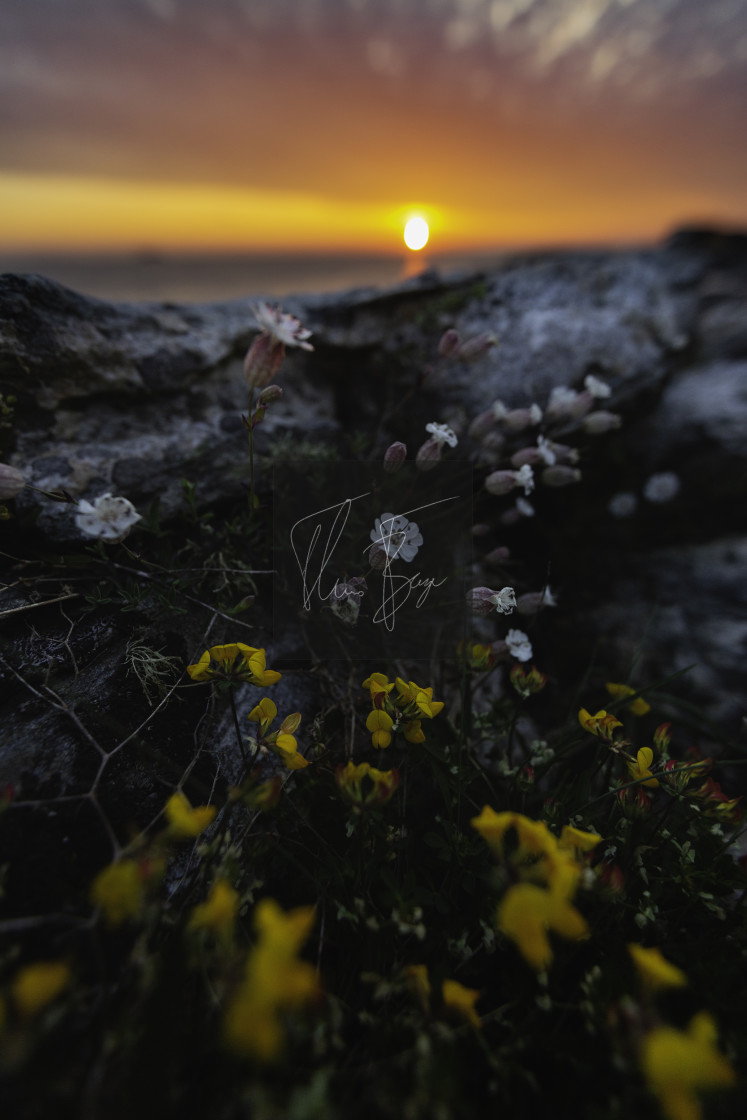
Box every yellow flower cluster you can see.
[361,673,444,750]
[248,698,308,770]
[187,643,281,687]
[223,899,320,1062]
[471,808,601,970]
[335,760,399,808]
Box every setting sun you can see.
[404,217,429,251]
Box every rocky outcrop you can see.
[1,228,746,835]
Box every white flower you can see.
[490,586,516,614]
[516,497,535,518]
[514,464,535,495]
[425,422,458,448]
[536,435,557,465]
[492,400,508,420]
[505,629,533,662]
[643,471,680,503]
[74,493,142,542]
[608,491,638,518]
[251,302,314,351]
[370,512,423,563]
[529,403,543,424]
[584,374,611,399]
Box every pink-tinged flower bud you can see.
[415,438,442,471]
[368,543,388,570]
[546,442,579,465]
[438,328,460,358]
[0,463,26,500]
[503,404,542,432]
[243,333,285,389]
[510,447,541,468]
[582,411,622,435]
[484,470,516,496]
[541,466,582,487]
[567,389,594,418]
[383,441,407,473]
[471,523,491,537]
[457,331,498,362]
[258,384,284,405]
[544,387,593,422]
[468,409,499,441]
[468,586,515,615]
[485,546,510,566]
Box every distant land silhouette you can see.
[0,248,520,302]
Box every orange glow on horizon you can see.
[0,171,743,258]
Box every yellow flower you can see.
[403,720,425,744]
[187,643,281,686]
[90,859,145,927]
[271,731,309,770]
[223,899,319,1061]
[558,825,603,856]
[628,944,687,991]
[605,681,651,716]
[470,806,556,861]
[164,791,217,838]
[627,747,659,788]
[366,708,394,749]
[11,961,71,1021]
[395,678,444,718]
[189,879,240,938]
[442,979,482,1029]
[362,672,394,704]
[497,882,589,971]
[405,964,431,1011]
[641,1012,735,1120]
[335,761,399,807]
[248,697,278,735]
[578,708,624,741]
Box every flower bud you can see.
[485,546,510,566]
[258,384,284,405]
[484,470,516,496]
[510,664,547,698]
[383,441,407,473]
[541,466,582,487]
[468,409,499,441]
[544,387,593,422]
[0,463,26,500]
[456,331,498,362]
[503,404,542,432]
[368,543,388,570]
[243,333,284,389]
[415,438,442,471]
[582,410,622,435]
[468,586,515,615]
[438,328,460,358]
[471,523,491,537]
[510,447,541,469]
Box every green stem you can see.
[228,688,248,773]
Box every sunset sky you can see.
[1,0,746,255]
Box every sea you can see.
[0,250,510,304]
